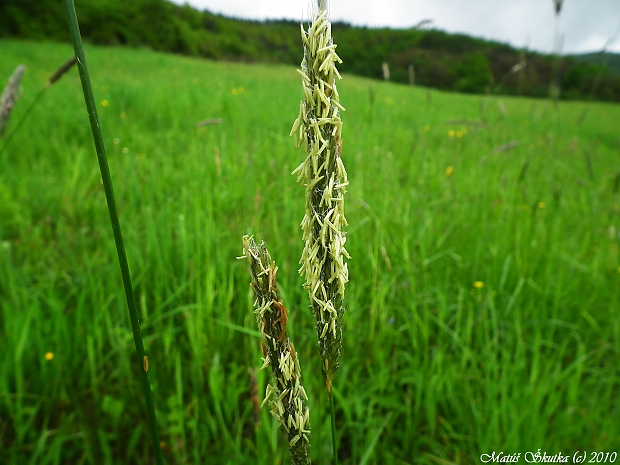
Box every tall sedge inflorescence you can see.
[242,235,311,465]
[290,8,349,392]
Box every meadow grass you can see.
[0,38,619,464]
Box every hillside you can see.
[3,0,620,101]
[572,51,620,74]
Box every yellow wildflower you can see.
[448,129,455,137]
[538,202,546,209]
[45,352,54,361]
[445,166,453,177]
[474,281,484,289]
[101,99,109,107]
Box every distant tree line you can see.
[2,0,619,102]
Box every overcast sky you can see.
[169,0,620,54]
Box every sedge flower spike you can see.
[241,236,311,465]
[290,9,350,392]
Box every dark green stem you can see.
[62,1,164,464]
[329,388,339,465]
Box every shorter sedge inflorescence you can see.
[241,235,311,464]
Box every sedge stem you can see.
[62,1,164,464]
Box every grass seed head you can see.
[47,56,77,88]
[0,64,25,137]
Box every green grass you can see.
[1,38,619,464]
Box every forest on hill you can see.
[2,0,620,101]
